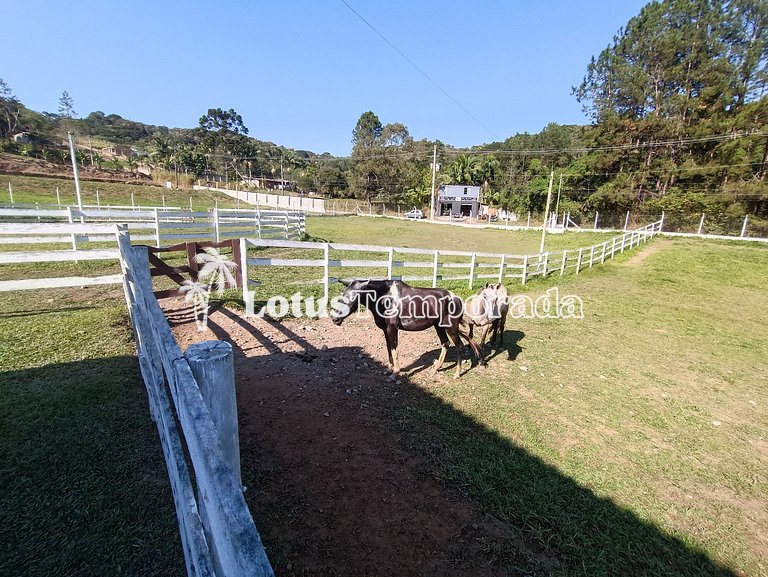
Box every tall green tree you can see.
[0,78,21,139]
[349,111,413,206]
[57,91,76,118]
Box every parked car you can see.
[404,208,424,219]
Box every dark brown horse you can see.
[330,279,484,379]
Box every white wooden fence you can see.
[0,206,305,247]
[118,232,274,577]
[1,222,275,575]
[195,185,326,213]
[0,222,125,292]
[238,219,664,300]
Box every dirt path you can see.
[623,239,667,267]
[164,298,521,577]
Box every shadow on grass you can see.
[0,356,184,577]
[232,325,736,576]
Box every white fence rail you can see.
[195,185,326,213]
[239,220,664,300]
[0,206,305,247]
[118,234,274,577]
[0,222,124,292]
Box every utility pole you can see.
[67,132,83,211]
[429,144,437,219]
[554,173,563,222]
[539,170,555,254]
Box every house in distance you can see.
[436,185,481,217]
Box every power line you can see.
[338,0,501,142]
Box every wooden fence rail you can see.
[239,220,663,300]
[118,233,274,577]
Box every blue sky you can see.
[4,1,649,156]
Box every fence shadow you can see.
[234,341,736,577]
[0,357,184,576]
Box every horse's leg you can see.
[386,326,400,374]
[432,326,450,373]
[448,328,465,379]
[382,328,395,368]
[495,315,506,347]
[479,323,490,350]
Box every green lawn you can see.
[2,181,765,575]
[374,236,768,576]
[0,287,185,576]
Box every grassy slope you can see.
[1,173,240,210]
[383,237,768,576]
[0,287,184,576]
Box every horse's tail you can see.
[458,319,485,363]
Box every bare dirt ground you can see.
[163,297,524,577]
[0,153,151,184]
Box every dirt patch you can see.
[0,152,151,185]
[163,298,524,576]
[623,240,666,267]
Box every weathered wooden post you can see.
[594,211,599,230]
[741,215,749,238]
[184,341,241,487]
[698,213,705,235]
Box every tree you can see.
[58,90,76,118]
[0,78,22,139]
[349,111,413,206]
[199,108,248,135]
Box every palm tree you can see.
[178,280,210,331]
[446,154,480,185]
[194,247,238,295]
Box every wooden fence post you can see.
[154,207,161,248]
[387,247,394,279]
[213,208,220,242]
[576,248,583,274]
[594,211,599,230]
[67,205,78,251]
[323,243,330,302]
[542,252,549,278]
[284,214,289,239]
[432,250,439,288]
[589,246,595,268]
[560,249,567,276]
[698,213,705,235]
[468,252,476,289]
[521,255,528,284]
[184,341,241,488]
[741,215,749,238]
[498,254,505,283]
[611,237,617,258]
[601,241,608,263]
[239,238,250,309]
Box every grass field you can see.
[363,235,767,576]
[0,287,185,576]
[2,176,766,575]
